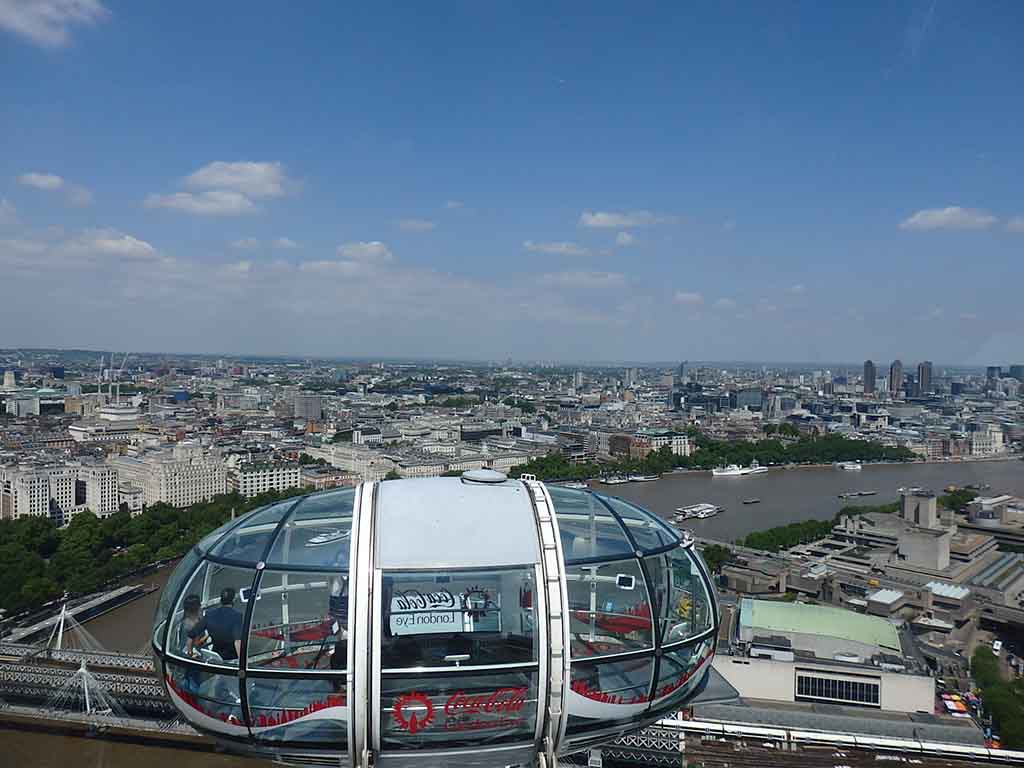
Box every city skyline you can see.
[2,3,1023,362]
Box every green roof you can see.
[740,598,901,653]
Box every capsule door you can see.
[370,564,545,768]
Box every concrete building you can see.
[229,462,302,498]
[79,465,120,518]
[889,360,903,395]
[863,360,876,395]
[109,443,227,508]
[119,484,144,516]
[294,393,323,422]
[916,360,933,395]
[0,465,79,524]
[721,598,933,713]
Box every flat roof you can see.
[740,598,901,653]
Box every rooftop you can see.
[740,598,902,653]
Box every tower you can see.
[889,360,903,395]
[917,361,933,395]
[863,360,876,395]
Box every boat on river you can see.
[742,498,761,505]
[628,474,660,482]
[600,475,629,485]
[675,503,723,520]
[712,460,767,477]
[835,461,863,471]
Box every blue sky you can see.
[1,1,1022,364]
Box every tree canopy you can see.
[0,487,306,615]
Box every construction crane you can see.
[114,353,130,405]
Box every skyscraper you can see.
[917,360,933,395]
[889,360,903,395]
[1010,365,1024,381]
[987,366,1002,386]
[863,360,876,395]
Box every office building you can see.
[109,443,227,508]
[888,359,903,395]
[573,370,584,389]
[916,360,932,395]
[1,370,14,389]
[716,599,934,713]
[863,360,876,395]
[0,465,79,524]
[229,462,302,498]
[293,393,323,422]
[1010,364,1024,381]
[987,366,1001,388]
[79,465,120,518]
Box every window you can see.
[167,561,253,667]
[247,570,346,670]
[795,673,880,707]
[381,568,537,669]
[650,638,714,709]
[548,487,634,563]
[208,500,297,562]
[567,655,655,734]
[247,674,347,744]
[567,559,653,658]
[596,495,677,552]
[165,660,246,736]
[645,547,715,645]
[265,489,354,570]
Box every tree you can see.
[383,470,402,481]
[700,544,732,573]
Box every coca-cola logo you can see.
[393,588,457,611]
[393,692,434,734]
[444,686,527,717]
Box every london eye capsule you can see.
[151,472,720,766]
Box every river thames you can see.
[599,458,1024,543]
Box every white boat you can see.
[599,475,629,485]
[712,460,767,477]
[628,474,659,482]
[561,481,589,489]
[675,503,723,520]
[836,461,863,471]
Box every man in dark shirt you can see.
[187,587,243,662]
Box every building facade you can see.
[863,360,876,395]
[229,463,302,498]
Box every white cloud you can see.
[273,237,298,249]
[145,190,256,216]
[789,283,806,294]
[0,0,107,48]
[673,291,704,306]
[615,231,634,247]
[445,200,464,209]
[714,297,736,309]
[232,238,260,250]
[579,210,660,229]
[900,206,997,231]
[18,172,64,190]
[337,241,393,262]
[523,240,590,256]
[17,172,92,205]
[1006,216,1024,233]
[66,228,157,260]
[185,161,292,199]
[539,271,625,289]
[399,218,437,232]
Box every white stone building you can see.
[229,463,302,498]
